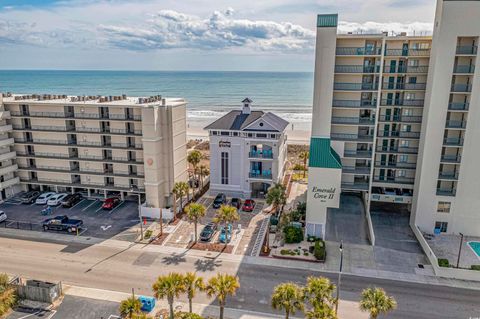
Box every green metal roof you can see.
[309,137,342,169]
[317,14,338,28]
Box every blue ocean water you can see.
[0,70,314,130]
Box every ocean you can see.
[0,70,314,131]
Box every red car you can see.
[242,199,256,212]
[102,197,120,210]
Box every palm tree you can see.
[119,294,142,319]
[271,282,304,319]
[266,183,287,213]
[187,150,202,195]
[214,205,240,249]
[299,151,309,178]
[183,272,205,313]
[184,203,207,243]
[359,287,397,319]
[172,181,189,219]
[303,277,337,319]
[205,273,240,319]
[198,164,209,189]
[152,273,186,319]
[0,273,16,317]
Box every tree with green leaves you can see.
[298,151,309,178]
[187,150,202,195]
[152,273,186,319]
[119,294,142,319]
[0,273,16,317]
[359,287,397,319]
[271,282,304,319]
[172,181,189,219]
[303,277,337,319]
[184,203,207,243]
[183,272,205,313]
[198,164,210,189]
[266,183,287,213]
[214,205,240,249]
[205,273,240,319]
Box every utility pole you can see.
[456,232,464,268]
[138,193,144,241]
[335,240,344,315]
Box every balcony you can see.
[0,164,18,176]
[331,117,375,125]
[343,166,371,175]
[383,65,429,74]
[375,146,419,154]
[385,48,430,57]
[377,131,421,139]
[332,100,377,108]
[331,133,374,142]
[373,176,415,184]
[448,102,469,111]
[440,155,461,163]
[438,172,459,180]
[375,161,416,169]
[451,83,472,93]
[453,65,475,74]
[0,151,16,162]
[0,111,11,120]
[249,150,273,159]
[0,124,13,133]
[0,138,14,147]
[436,188,456,196]
[443,137,464,146]
[335,65,379,73]
[343,150,372,158]
[380,99,424,107]
[382,82,427,90]
[445,120,467,129]
[0,177,20,189]
[249,171,272,180]
[456,45,478,55]
[336,47,381,56]
[341,181,369,191]
[378,115,422,123]
[333,83,379,91]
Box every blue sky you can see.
[0,0,436,71]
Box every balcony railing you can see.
[440,155,462,163]
[378,115,422,123]
[445,120,467,129]
[375,146,419,154]
[380,99,424,107]
[341,181,369,191]
[378,131,420,138]
[344,150,372,158]
[373,176,415,184]
[456,45,478,55]
[342,166,371,174]
[248,151,273,159]
[331,133,374,141]
[436,188,456,196]
[448,102,469,111]
[385,48,430,57]
[334,83,379,91]
[451,83,472,92]
[331,117,375,125]
[438,172,459,180]
[335,65,379,73]
[453,65,475,74]
[375,161,416,169]
[249,171,272,179]
[383,65,429,73]
[332,100,377,108]
[443,137,464,146]
[335,47,381,56]
[382,82,427,90]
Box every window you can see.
[437,201,451,213]
[221,131,229,136]
[257,133,267,138]
[408,59,419,67]
[233,132,238,137]
[247,133,253,138]
[399,155,408,163]
[397,170,406,177]
[400,140,410,147]
[435,221,448,233]
[270,134,276,139]
[403,108,413,116]
[405,93,415,100]
[408,76,417,84]
[221,152,229,185]
[212,131,218,136]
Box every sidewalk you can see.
[63,284,367,319]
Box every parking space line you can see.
[108,201,125,215]
[95,204,104,213]
[82,200,98,212]
[69,199,86,210]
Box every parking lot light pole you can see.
[335,240,343,315]
[456,232,464,268]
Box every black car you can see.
[20,191,41,204]
[212,193,227,209]
[230,198,242,209]
[61,193,83,208]
[199,222,217,242]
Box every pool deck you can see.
[428,234,480,269]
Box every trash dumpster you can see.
[138,296,155,312]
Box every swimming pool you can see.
[467,241,480,258]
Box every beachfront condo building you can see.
[0,93,188,209]
[205,98,289,199]
[306,0,480,238]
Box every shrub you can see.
[292,163,306,171]
[290,210,302,222]
[175,312,204,319]
[304,252,309,256]
[438,258,450,267]
[280,249,289,255]
[471,265,480,271]
[314,240,326,261]
[283,226,304,244]
[296,202,307,216]
[144,229,153,239]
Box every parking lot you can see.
[0,193,140,240]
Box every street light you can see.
[456,232,464,268]
[131,188,144,241]
[335,240,344,315]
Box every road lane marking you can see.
[69,199,86,210]
[82,200,98,212]
[95,204,104,213]
[108,201,125,215]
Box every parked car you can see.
[102,197,121,210]
[199,222,218,242]
[35,192,56,205]
[219,224,233,243]
[42,215,83,233]
[242,199,256,212]
[47,193,69,206]
[20,191,41,204]
[61,193,83,208]
[212,193,227,209]
[230,198,242,209]
[0,211,7,223]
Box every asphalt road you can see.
[0,234,479,319]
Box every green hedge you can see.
[283,226,304,243]
[471,265,480,271]
[438,258,450,267]
[314,240,326,261]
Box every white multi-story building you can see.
[0,93,188,208]
[205,99,289,199]
[306,0,480,238]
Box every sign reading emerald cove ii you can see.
[311,186,336,202]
